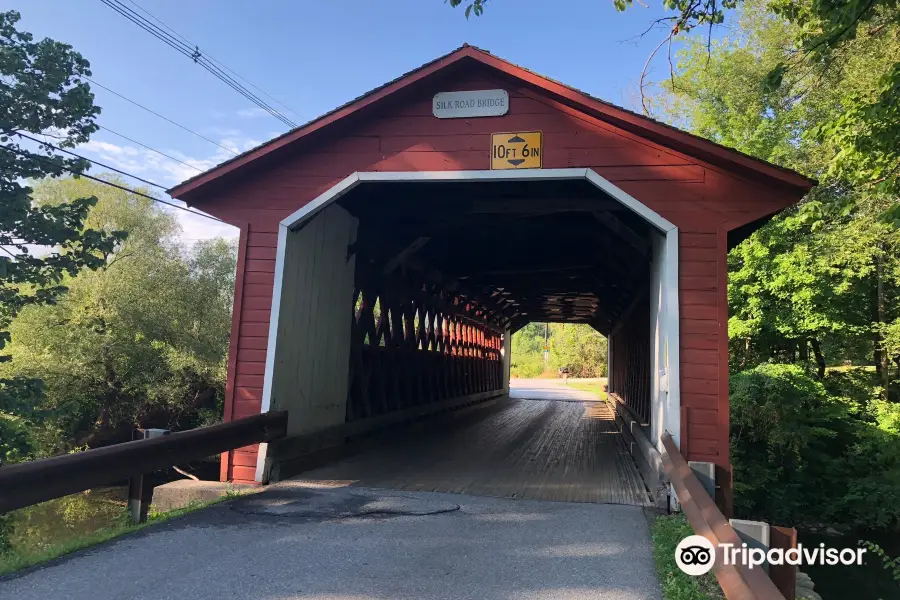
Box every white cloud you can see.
[178,210,239,244]
[210,107,273,120]
[75,134,261,244]
[236,107,269,119]
[78,133,264,187]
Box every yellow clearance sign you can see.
[491,131,542,170]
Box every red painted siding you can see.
[193,66,798,481]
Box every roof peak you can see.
[169,45,813,200]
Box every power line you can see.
[101,0,290,129]
[97,125,204,173]
[107,0,296,128]
[2,141,225,223]
[124,0,301,121]
[18,131,167,190]
[100,0,297,128]
[85,77,239,156]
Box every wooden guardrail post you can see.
[769,527,798,600]
[127,474,151,523]
[127,428,170,523]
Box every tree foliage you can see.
[0,178,235,460]
[656,1,900,531]
[657,1,900,393]
[511,323,607,378]
[0,10,125,348]
[731,364,900,529]
[0,10,127,458]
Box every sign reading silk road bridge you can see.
[432,89,509,118]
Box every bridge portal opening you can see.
[257,170,678,505]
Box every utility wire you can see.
[108,0,296,128]
[18,131,167,190]
[97,125,204,173]
[85,77,239,156]
[124,0,301,120]
[101,0,297,128]
[101,2,290,128]
[3,140,225,223]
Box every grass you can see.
[651,514,724,600]
[565,380,608,400]
[825,365,877,373]
[0,491,241,577]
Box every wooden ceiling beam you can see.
[468,197,623,214]
[383,236,430,274]
[457,264,596,278]
[592,211,650,257]
[355,230,507,328]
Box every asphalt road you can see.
[0,484,660,600]
[509,378,607,401]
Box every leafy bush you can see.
[0,409,30,465]
[510,353,546,378]
[859,540,900,595]
[730,363,900,529]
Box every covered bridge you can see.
[169,45,813,508]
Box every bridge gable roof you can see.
[168,44,814,202]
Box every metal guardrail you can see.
[0,411,288,516]
[660,431,786,600]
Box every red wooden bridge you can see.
[168,44,813,510]
[0,46,816,600]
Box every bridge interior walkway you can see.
[292,380,651,507]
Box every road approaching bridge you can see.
[0,382,661,600]
[0,487,660,600]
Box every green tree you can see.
[0,10,125,462]
[552,323,608,377]
[651,0,900,532]
[654,2,900,389]
[510,323,607,378]
[0,178,235,456]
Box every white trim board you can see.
[256,168,681,481]
[279,169,676,233]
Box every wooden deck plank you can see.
[292,397,652,507]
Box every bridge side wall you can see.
[608,292,651,422]
[650,229,680,450]
[344,263,505,424]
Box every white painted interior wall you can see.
[261,204,358,438]
[649,229,681,451]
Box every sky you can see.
[11,0,690,244]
